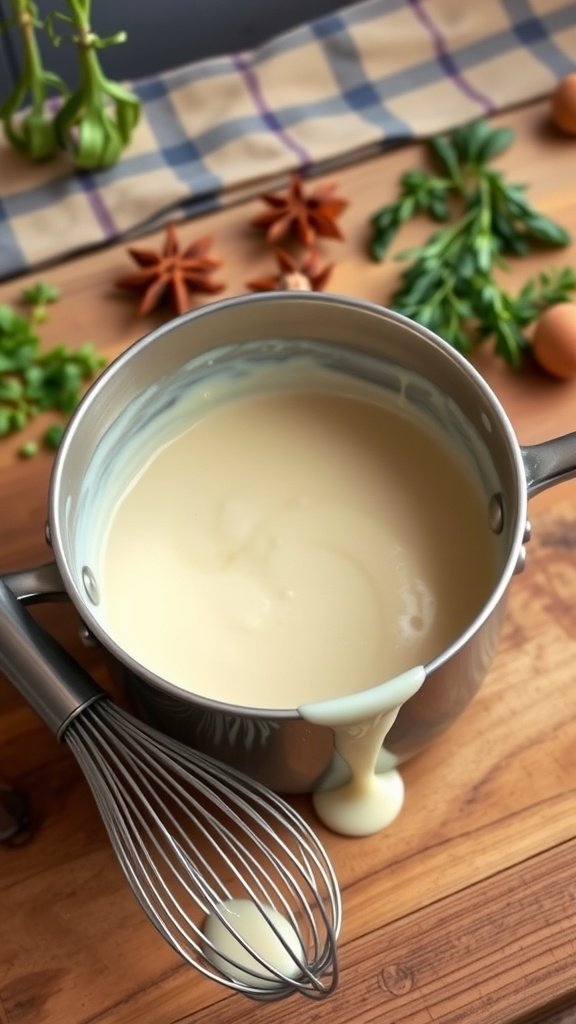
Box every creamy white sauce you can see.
[99,367,497,710]
[203,899,302,988]
[300,666,425,835]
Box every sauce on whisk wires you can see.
[203,899,303,990]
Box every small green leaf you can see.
[0,376,24,401]
[427,195,449,221]
[477,126,514,163]
[19,440,39,459]
[429,133,460,180]
[42,422,65,450]
[9,408,29,430]
[0,409,12,436]
[22,281,61,306]
[523,216,570,247]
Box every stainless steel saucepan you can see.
[3,293,576,793]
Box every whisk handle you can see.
[0,579,105,738]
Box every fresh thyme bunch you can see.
[370,120,575,367]
[0,0,67,160]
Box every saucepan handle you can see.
[521,431,576,498]
[0,575,105,738]
[2,561,66,604]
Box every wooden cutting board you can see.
[1,99,575,1024]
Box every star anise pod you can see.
[251,173,348,247]
[247,249,334,292]
[116,223,225,316]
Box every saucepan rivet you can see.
[488,493,505,534]
[81,566,99,605]
[44,522,52,546]
[78,623,99,648]
[514,547,527,574]
[523,520,532,543]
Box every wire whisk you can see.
[69,702,341,998]
[0,579,341,1000]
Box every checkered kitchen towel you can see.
[1,0,576,279]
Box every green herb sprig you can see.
[47,0,140,170]
[0,0,68,160]
[369,120,575,367]
[0,286,106,456]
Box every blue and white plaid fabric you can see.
[1,0,575,279]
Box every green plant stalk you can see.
[53,0,140,169]
[0,0,67,159]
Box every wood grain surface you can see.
[1,99,576,1024]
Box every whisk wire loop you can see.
[108,706,339,915]
[72,728,295,993]
[66,700,340,999]
[133,714,340,921]
[69,718,226,959]
[90,710,314,959]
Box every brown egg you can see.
[532,303,576,379]
[551,73,576,136]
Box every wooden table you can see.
[1,100,576,1024]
